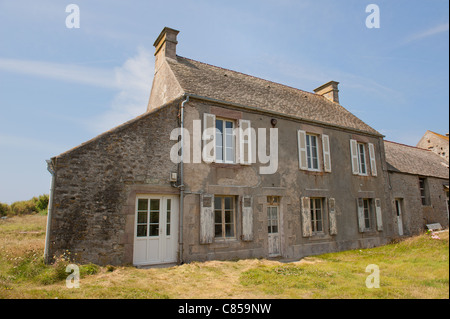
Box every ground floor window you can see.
[310,198,324,233]
[214,196,236,238]
[363,198,372,230]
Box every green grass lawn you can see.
[0,214,448,299]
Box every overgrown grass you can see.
[0,214,448,299]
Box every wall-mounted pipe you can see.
[44,159,55,264]
[178,95,189,264]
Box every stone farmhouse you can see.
[44,27,449,266]
[416,130,449,161]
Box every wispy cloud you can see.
[0,57,117,89]
[403,22,449,44]
[0,47,154,134]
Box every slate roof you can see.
[167,56,381,136]
[384,141,449,179]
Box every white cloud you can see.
[403,22,449,44]
[0,47,155,134]
[0,57,117,89]
[87,47,153,133]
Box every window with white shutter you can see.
[202,113,216,163]
[368,143,377,176]
[322,134,332,172]
[239,119,252,165]
[301,196,312,237]
[298,130,308,170]
[350,139,359,175]
[375,198,383,231]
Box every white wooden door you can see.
[267,206,280,256]
[133,195,179,266]
[395,199,404,236]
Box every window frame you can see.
[215,118,236,164]
[419,177,428,206]
[357,142,368,175]
[214,196,236,239]
[306,133,321,171]
[362,198,372,231]
[310,198,324,234]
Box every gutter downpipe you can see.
[179,95,189,264]
[44,159,55,264]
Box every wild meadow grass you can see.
[0,214,448,299]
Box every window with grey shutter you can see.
[356,198,366,233]
[328,198,337,235]
[375,198,383,231]
[301,196,312,237]
[241,195,253,241]
[200,194,214,244]
[368,143,377,176]
[322,134,332,173]
[350,139,359,175]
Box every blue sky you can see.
[0,0,448,203]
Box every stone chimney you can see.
[314,81,340,104]
[153,27,179,72]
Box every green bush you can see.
[0,202,10,217]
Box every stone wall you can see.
[47,99,180,265]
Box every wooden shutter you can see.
[202,113,216,163]
[375,198,383,231]
[301,197,312,237]
[328,198,337,235]
[239,119,252,165]
[356,198,365,233]
[350,139,359,175]
[200,194,214,244]
[368,143,377,176]
[241,195,253,241]
[322,134,332,173]
[298,130,308,170]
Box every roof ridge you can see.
[176,55,317,97]
[385,140,431,151]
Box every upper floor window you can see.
[298,130,331,173]
[215,118,235,163]
[350,139,377,176]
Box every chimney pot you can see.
[314,81,340,104]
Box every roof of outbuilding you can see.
[166,56,382,136]
[384,140,449,179]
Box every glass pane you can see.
[215,224,222,237]
[137,225,147,237]
[138,199,148,211]
[150,211,159,224]
[150,199,160,211]
[272,225,278,233]
[215,210,222,223]
[224,197,232,210]
[317,221,322,232]
[149,224,159,237]
[166,199,171,211]
[166,223,170,236]
[166,211,171,223]
[225,210,233,223]
[216,119,223,133]
[225,146,234,162]
[214,197,222,210]
[225,121,233,129]
[137,211,147,224]
[225,224,234,237]
[271,207,278,220]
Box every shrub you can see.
[0,202,10,217]
[36,194,49,212]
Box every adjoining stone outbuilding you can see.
[384,141,449,236]
[44,27,445,266]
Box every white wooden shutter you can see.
[239,119,252,165]
[241,195,253,241]
[357,198,365,233]
[322,134,332,173]
[298,130,308,170]
[202,113,216,163]
[368,143,377,176]
[328,198,337,235]
[350,139,359,175]
[200,194,214,244]
[301,197,312,237]
[375,198,383,231]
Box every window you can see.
[310,198,323,233]
[363,199,372,230]
[298,130,331,172]
[215,118,235,163]
[306,134,319,170]
[214,196,236,238]
[419,178,428,205]
[357,143,367,175]
[267,196,280,234]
